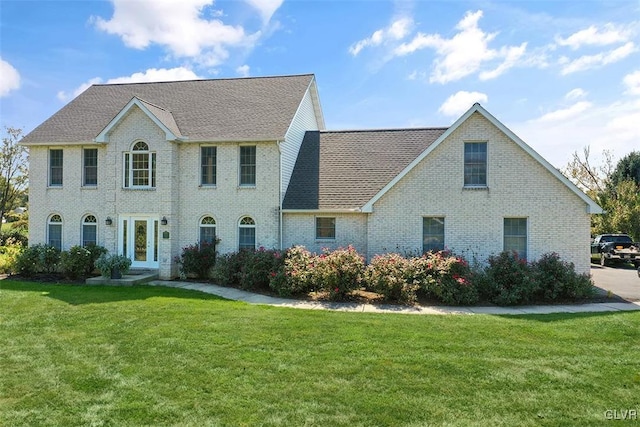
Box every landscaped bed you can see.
[1,280,639,426]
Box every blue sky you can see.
[1,0,639,168]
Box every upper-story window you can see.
[82,215,97,247]
[49,149,63,187]
[201,146,217,186]
[239,146,256,186]
[83,148,98,186]
[464,142,487,187]
[48,214,63,250]
[124,141,156,189]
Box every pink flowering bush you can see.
[365,253,419,304]
[212,247,283,291]
[418,251,478,305]
[313,246,365,301]
[478,251,536,305]
[269,246,315,296]
[175,241,219,279]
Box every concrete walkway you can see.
[149,280,640,315]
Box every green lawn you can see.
[1,281,639,426]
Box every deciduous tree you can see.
[0,127,28,224]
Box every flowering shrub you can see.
[14,244,61,277]
[238,248,283,291]
[365,253,418,304]
[421,251,478,305]
[314,246,365,300]
[60,245,92,279]
[479,251,537,305]
[175,241,218,279]
[269,246,315,296]
[532,252,594,301]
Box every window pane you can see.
[201,147,217,185]
[49,224,62,251]
[83,149,98,186]
[239,227,256,250]
[83,224,97,246]
[423,217,445,253]
[132,152,149,186]
[200,227,216,245]
[464,142,487,186]
[316,217,336,239]
[240,146,256,186]
[504,218,527,260]
[50,149,63,186]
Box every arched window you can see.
[200,216,216,245]
[123,141,156,188]
[48,214,63,250]
[82,215,97,247]
[238,216,256,250]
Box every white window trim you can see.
[48,149,63,187]
[82,147,98,187]
[238,216,256,250]
[503,217,528,260]
[47,213,63,250]
[199,215,217,244]
[123,141,156,189]
[238,145,257,188]
[82,214,98,247]
[422,216,445,253]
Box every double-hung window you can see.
[48,214,63,250]
[200,216,217,245]
[464,142,487,187]
[124,141,156,188]
[49,149,63,187]
[201,147,217,186]
[315,217,336,240]
[504,218,527,260]
[82,215,97,247]
[423,217,445,253]
[239,146,256,186]
[83,148,98,186]
[238,216,256,250]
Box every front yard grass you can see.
[1,280,639,426]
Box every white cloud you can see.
[236,64,250,77]
[0,58,21,97]
[349,17,412,56]
[565,88,588,100]
[58,67,201,102]
[93,0,278,66]
[394,10,527,84]
[244,0,283,23]
[534,101,593,123]
[515,98,640,168]
[560,42,637,75]
[556,24,634,50]
[623,70,640,95]
[438,91,488,117]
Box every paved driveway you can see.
[591,263,640,301]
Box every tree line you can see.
[564,147,640,240]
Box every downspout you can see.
[277,140,283,250]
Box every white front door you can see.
[119,216,159,269]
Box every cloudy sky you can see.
[1,0,639,168]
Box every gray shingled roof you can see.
[21,74,315,144]
[283,128,448,210]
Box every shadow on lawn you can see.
[0,279,226,306]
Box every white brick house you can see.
[22,74,601,278]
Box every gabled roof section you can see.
[95,97,183,142]
[21,74,316,144]
[282,128,448,210]
[361,103,603,214]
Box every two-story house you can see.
[21,74,601,278]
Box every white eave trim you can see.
[361,103,603,215]
[281,208,363,214]
[94,97,184,143]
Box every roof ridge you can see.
[92,73,315,87]
[320,127,449,134]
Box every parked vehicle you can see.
[591,234,640,267]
